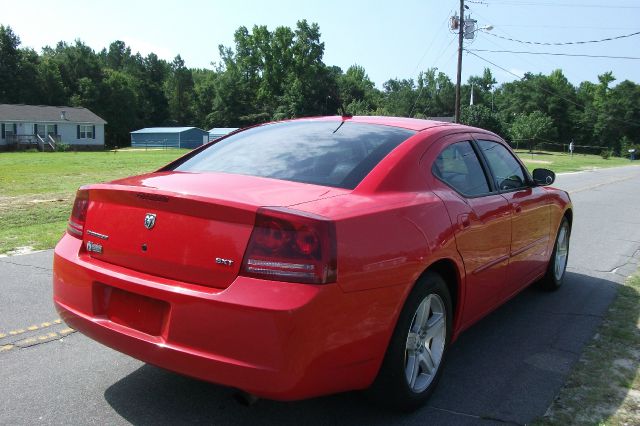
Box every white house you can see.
[0,104,107,151]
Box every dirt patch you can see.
[521,159,552,164]
[0,193,72,213]
[0,246,37,257]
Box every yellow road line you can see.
[0,319,76,352]
[0,319,63,339]
[13,329,75,349]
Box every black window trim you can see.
[470,137,535,195]
[431,139,498,199]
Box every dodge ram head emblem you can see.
[144,213,157,230]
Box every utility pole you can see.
[454,0,465,123]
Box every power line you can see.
[490,24,639,30]
[480,1,640,8]
[465,49,523,79]
[409,36,457,117]
[483,30,640,46]
[464,49,640,127]
[470,8,564,70]
[468,49,640,60]
[412,10,453,76]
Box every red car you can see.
[53,116,572,410]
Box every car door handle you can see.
[513,203,522,213]
[458,214,471,229]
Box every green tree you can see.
[409,68,455,118]
[0,25,22,102]
[165,55,195,125]
[462,68,497,108]
[17,48,41,104]
[46,40,103,97]
[140,53,170,126]
[338,64,379,114]
[510,111,557,150]
[494,70,577,145]
[460,105,504,135]
[101,69,138,146]
[382,78,417,117]
[279,20,337,117]
[36,57,66,105]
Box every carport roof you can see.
[131,127,204,134]
[208,127,239,134]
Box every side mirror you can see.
[532,168,555,186]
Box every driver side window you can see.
[477,140,527,191]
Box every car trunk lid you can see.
[82,171,344,289]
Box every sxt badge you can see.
[216,257,234,267]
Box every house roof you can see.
[0,104,107,124]
[131,127,206,134]
[208,127,239,134]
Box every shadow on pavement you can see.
[104,271,626,426]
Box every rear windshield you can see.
[172,121,415,189]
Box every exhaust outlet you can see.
[233,391,259,406]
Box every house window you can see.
[80,125,93,139]
[2,123,15,139]
[36,124,57,137]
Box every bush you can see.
[600,149,612,160]
[55,143,71,152]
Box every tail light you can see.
[241,207,337,284]
[67,189,89,238]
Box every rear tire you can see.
[540,217,571,291]
[368,271,452,411]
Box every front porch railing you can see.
[7,134,60,151]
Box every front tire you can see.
[369,271,452,411]
[540,216,571,291]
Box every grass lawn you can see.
[0,148,637,255]
[0,150,187,255]
[535,271,640,425]
[516,150,633,173]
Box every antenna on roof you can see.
[339,103,352,118]
[327,94,352,119]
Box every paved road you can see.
[2,165,640,425]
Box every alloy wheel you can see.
[404,294,446,393]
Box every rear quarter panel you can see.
[292,127,467,336]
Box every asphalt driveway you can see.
[1,164,639,425]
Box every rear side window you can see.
[172,121,415,189]
[433,141,491,197]
[476,140,528,191]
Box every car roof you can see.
[297,115,461,132]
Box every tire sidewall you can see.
[546,217,571,289]
[371,271,453,411]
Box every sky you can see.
[2,0,639,89]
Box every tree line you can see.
[1,22,638,155]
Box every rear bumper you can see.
[53,234,405,400]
